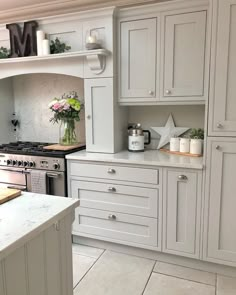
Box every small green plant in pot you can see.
[50,38,71,54]
[0,47,10,59]
[189,128,204,155]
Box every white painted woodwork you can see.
[0,214,74,295]
[73,207,158,247]
[163,168,202,259]
[69,162,159,184]
[71,179,159,217]
[84,78,115,153]
[205,138,236,267]
[162,11,207,100]
[120,18,158,101]
[208,0,236,136]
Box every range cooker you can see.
[0,141,85,197]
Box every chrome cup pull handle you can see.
[178,175,188,181]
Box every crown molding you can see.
[0,0,166,24]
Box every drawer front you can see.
[73,208,158,247]
[71,180,158,218]
[69,162,159,185]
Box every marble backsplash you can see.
[13,74,85,144]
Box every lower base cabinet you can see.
[163,168,202,259]
[205,138,236,267]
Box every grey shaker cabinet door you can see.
[206,139,236,266]
[209,0,236,135]
[163,11,207,100]
[84,78,114,153]
[120,18,158,101]
[163,169,202,259]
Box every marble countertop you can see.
[66,149,204,170]
[0,193,79,259]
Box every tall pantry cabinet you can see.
[204,0,236,267]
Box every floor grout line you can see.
[73,249,107,291]
[141,260,157,295]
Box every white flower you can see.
[48,100,58,107]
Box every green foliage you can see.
[0,47,10,59]
[190,128,204,140]
[50,38,71,54]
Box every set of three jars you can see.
[170,137,202,155]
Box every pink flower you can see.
[52,103,62,111]
[63,103,70,110]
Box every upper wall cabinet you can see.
[208,0,236,136]
[118,1,209,105]
[162,11,207,101]
[119,18,159,104]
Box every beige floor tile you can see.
[144,273,215,295]
[217,275,236,295]
[72,243,104,259]
[154,261,216,285]
[73,253,97,288]
[74,250,155,295]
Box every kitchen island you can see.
[0,192,79,295]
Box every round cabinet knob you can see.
[108,214,116,220]
[29,161,35,168]
[107,168,116,174]
[6,159,12,166]
[216,145,221,150]
[217,123,223,129]
[148,90,154,96]
[178,175,188,181]
[108,187,116,192]
[53,163,60,170]
[165,89,172,95]
[87,115,91,120]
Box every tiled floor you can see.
[72,244,236,295]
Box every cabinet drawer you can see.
[71,180,158,218]
[73,208,158,247]
[69,162,159,185]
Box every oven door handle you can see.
[47,172,61,179]
[1,168,30,174]
[7,185,27,191]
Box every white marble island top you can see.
[66,149,204,170]
[0,192,79,259]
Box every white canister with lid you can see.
[190,138,202,155]
[180,138,190,153]
[170,137,180,152]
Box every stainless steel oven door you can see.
[0,166,28,191]
[26,170,66,197]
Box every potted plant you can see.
[49,92,83,146]
[189,128,204,155]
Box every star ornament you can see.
[151,114,190,149]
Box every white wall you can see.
[13,74,85,144]
[0,78,14,144]
[128,105,205,149]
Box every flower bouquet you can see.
[49,92,83,146]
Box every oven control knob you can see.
[12,160,17,166]
[29,161,35,168]
[53,163,60,170]
[7,159,12,166]
[18,160,23,167]
[23,161,29,167]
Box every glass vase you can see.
[59,118,78,146]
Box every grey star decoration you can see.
[151,114,190,149]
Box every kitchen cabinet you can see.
[204,138,236,267]
[84,78,115,153]
[67,160,161,251]
[162,11,207,101]
[119,18,159,103]
[208,0,236,136]
[163,168,202,259]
